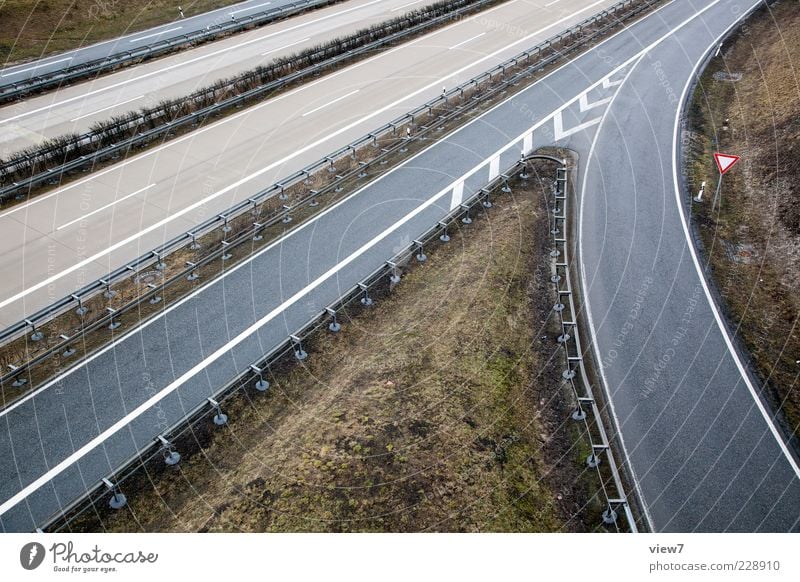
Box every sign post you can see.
[711,152,740,207]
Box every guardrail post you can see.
[414,240,427,263]
[359,283,373,307]
[253,222,264,241]
[8,365,27,387]
[501,176,511,194]
[290,334,308,361]
[221,240,232,261]
[102,478,127,509]
[186,261,199,281]
[250,364,270,392]
[327,308,341,333]
[190,233,200,250]
[357,162,368,179]
[586,444,608,468]
[147,283,162,305]
[208,398,228,426]
[482,188,493,208]
[438,221,450,242]
[309,189,319,207]
[281,205,292,223]
[219,215,231,233]
[72,294,88,316]
[460,203,473,224]
[60,334,76,357]
[25,319,44,342]
[387,261,401,284]
[100,279,117,299]
[279,186,288,201]
[106,307,121,331]
[153,251,166,270]
[157,436,181,466]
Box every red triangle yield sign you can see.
[714,152,740,175]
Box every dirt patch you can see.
[685,0,800,438]
[63,172,604,532]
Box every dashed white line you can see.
[302,89,360,116]
[0,57,72,78]
[0,0,608,312]
[129,26,183,43]
[231,1,272,14]
[392,0,423,11]
[69,95,144,122]
[56,183,157,231]
[261,37,310,56]
[449,32,486,50]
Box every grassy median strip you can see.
[61,170,605,533]
[685,0,800,438]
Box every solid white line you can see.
[392,0,423,11]
[69,95,144,122]
[0,0,384,127]
[0,0,610,314]
[261,37,310,56]
[578,54,655,532]
[0,57,72,78]
[544,0,563,6]
[231,1,271,14]
[669,5,800,478]
[55,184,156,231]
[449,32,486,50]
[301,89,359,116]
[129,27,183,43]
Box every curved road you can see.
[0,0,796,532]
[577,0,800,531]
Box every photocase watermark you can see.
[18,540,159,574]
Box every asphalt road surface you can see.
[0,0,325,89]
[577,0,800,531]
[1,0,797,533]
[0,0,447,153]
[0,0,618,328]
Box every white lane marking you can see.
[69,95,144,122]
[0,135,492,519]
[603,76,623,88]
[579,54,655,533]
[301,89,359,116]
[0,57,72,78]
[55,184,156,231]
[129,26,183,43]
[449,180,464,210]
[0,0,384,126]
[231,1,272,14]
[553,110,601,140]
[261,37,310,55]
[392,0,423,11]
[0,0,633,420]
[449,32,486,50]
[0,0,612,314]
[669,7,800,478]
[579,92,612,112]
[544,0,563,6]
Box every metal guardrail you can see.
[545,157,638,532]
[0,0,655,394]
[0,0,342,101]
[0,0,498,200]
[43,157,636,533]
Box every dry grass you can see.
[686,0,800,437]
[66,175,603,532]
[0,1,246,64]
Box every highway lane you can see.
[0,0,328,88]
[0,0,446,153]
[578,0,800,531]
[0,0,620,328]
[3,0,795,534]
